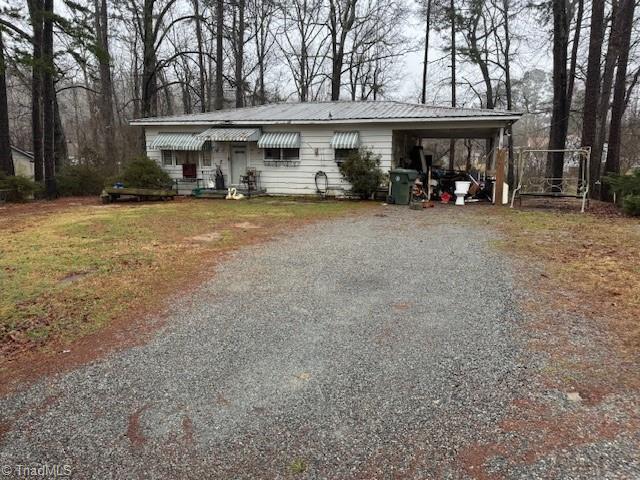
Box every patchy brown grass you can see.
[457,202,640,477]
[0,196,373,387]
[485,203,640,354]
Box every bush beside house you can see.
[338,148,385,199]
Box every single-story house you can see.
[130,101,522,196]
[11,146,35,179]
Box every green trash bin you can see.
[389,169,419,205]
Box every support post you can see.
[494,148,507,205]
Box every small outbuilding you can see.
[131,101,521,196]
[11,146,35,179]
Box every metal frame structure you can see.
[510,147,591,213]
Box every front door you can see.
[230,147,247,185]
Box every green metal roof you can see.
[197,127,260,142]
[257,132,301,149]
[149,132,206,151]
[330,131,360,149]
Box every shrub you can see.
[338,148,385,199]
[603,169,640,216]
[622,195,640,216]
[57,164,106,196]
[0,173,42,202]
[113,156,172,189]
[603,169,640,197]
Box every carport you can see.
[390,114,521,205]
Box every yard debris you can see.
[566,391,582,402]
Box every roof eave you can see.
[130,114,523,127]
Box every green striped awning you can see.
[330,131,360,149]
[257,132,301,149]
[149,133,206,151]
[197,127,260,142]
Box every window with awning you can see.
[257,132,301,149]
[330,131,360,149]
[149,133,206,151]
[197,127,261,142]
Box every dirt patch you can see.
[59,271,92,285]
[126,405,150,449]
[191,232,222,242]
[233,221,261,229]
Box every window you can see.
[281,148,300,160]
[263,148,299,161]
[335,148,357,164]
[264,148,281,160]
[201,142,213,167]
[162,150,174,166]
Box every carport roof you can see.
[130,101,522,126]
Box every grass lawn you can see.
[0,197,371,365]
[487,204,640,353]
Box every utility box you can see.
[389,169,419,205]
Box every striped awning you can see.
[257,132,301,149]
[149,133,206,151]
[330,131,360,149]
[197,127,260,142]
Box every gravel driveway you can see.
[1,206,626,479]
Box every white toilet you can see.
[454,181,472,206]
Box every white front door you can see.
[230,146,247,185]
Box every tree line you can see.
[0,0,638,201]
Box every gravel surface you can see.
[0,206,635,479]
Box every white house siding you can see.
[145,123,393,196]
[12,150,35,179]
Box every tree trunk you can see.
[95,0,116,172]
[54,96,68,171]
[42,0,56,197]
[602,0,636,200]
[0,31,14,176]
[420,0,432,104]
[28,0,44,182]
[566,0,583,110]
[141,0,157,118]
[591,1,623,197]
[329,0,357,101]
[546,0,570,182]
[214,0,224,110]
[580,0,605,195]
[502,0,514,187]
[193,0,207,112]
[449,0,456,171]
[234,0,245,108]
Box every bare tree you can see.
[602,0,636,200]
[421,0,432,104]
[0,31,13,175]
[546,0,570,182]
[215,0,224,109]
[580,0,605,195]
[275,0,330,102]
[328,0,358,100]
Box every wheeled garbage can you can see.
[388,169,419,205]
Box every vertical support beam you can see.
[494,148,507,205]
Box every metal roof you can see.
[197,127,261,142]
[257,132,300,149]
[330,131,360,149]
[149,133,205,150]
[131,101,522,126]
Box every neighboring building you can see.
[131,101,521,196]
[11,146,35,179]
